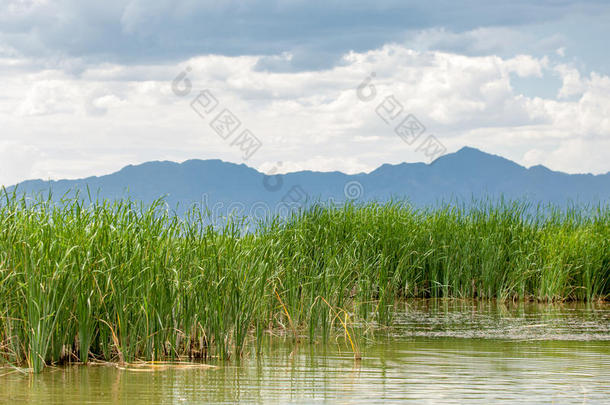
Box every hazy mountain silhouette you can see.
[8,147,610,216]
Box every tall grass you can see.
[0,192,608,372]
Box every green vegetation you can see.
[0,193,608,372]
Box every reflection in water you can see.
[2,301,609,404]
[390,300,610,340]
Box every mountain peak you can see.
[431,146,525,176]
[8,147,609,211]
[448,146,509,162]
[456,146,485,155]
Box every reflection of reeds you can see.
[0,192,608,372]
[115,361,216,372]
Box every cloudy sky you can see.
[1,0,609,186]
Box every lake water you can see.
[2,301,609,404]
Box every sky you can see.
[1,0,609,186]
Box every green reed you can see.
[0,192,608,372]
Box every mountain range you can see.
[8,147,610,217]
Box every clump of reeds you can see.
[0,192,607,372]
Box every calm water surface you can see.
[2,301,609,404]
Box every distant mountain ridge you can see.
[8,147,610,215]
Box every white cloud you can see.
[17,79,79,116]
[0,141,45,186]
[505,55,546,78]
[555,64,586,99]
[1,43,609,186]
[523,138,610,175]
[407,27,564,59]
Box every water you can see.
[2,301,609,404]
